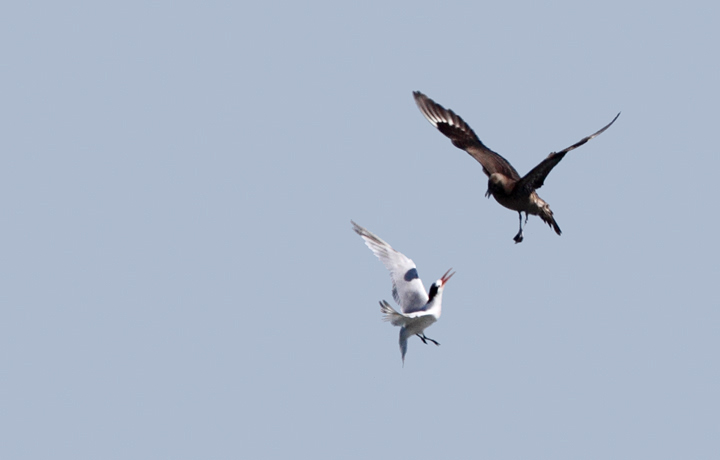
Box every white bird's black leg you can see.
[513,212,524,243]
[417,333,440,346]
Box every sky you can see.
[1,1,719,459]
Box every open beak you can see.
[440,268,456,285]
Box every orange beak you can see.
[440,268,456,285]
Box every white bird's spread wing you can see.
[352,221,429,313]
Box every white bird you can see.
[352,221,455,365]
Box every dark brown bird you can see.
[413,91,619,243]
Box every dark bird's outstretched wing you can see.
[413,91,521,180]
[517,112,621,194]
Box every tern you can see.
[413,91,620,243]
[352,221,454,366]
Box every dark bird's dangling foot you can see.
[513,212,525,243]
[513,231,524,243]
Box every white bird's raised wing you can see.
[352,221,429,313]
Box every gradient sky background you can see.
[2,1,719,459]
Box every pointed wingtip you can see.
[595,112,621,137]
[351,220,367,238]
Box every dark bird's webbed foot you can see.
[513,212,525,243]
[417,334,440,346]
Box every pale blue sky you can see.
[1,1,719,459]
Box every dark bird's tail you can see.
[540,207,562,236]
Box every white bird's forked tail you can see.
[379,300,406,327]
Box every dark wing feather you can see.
[413,91,521,180]
[517,112,621,194]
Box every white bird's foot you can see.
[417,334,440,346]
